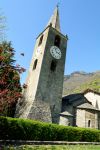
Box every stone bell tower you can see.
[16,6,68,124]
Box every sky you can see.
[0,0,100,84]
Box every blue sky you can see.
[1,0,100,84]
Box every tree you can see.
[0,41,25,117]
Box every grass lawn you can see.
[2,145,100,150]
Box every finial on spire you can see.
[57,2,60,8]
[46,4,61,32]
[57,0,61,8]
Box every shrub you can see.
[0,116,100,142]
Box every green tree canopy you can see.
[0,41,25,116]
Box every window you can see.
[50,60,57,72]
[68,122,70,126]
[50,23,52,27]
[54,35,61,48]
[33,59,38,70]
[38,35,43,46]
[88,120,91,127]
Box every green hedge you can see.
[0,116,100,142]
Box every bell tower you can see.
[16,6,68,124]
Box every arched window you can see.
[68,122,70,126]
[50,23,52,27]
[33,59,38,70]
[54,35,61,48]
[88,120,91,127]
[50,60,57,72]
[38,34,44,46]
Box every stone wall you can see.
[59,115,73,126]
[28,100,52,123]
[16,25,67,124]
[84,92,100,109]
[85,110,98,129]
[76,108,98,129]
[76,109,86,127]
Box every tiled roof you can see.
[77,103,100,111]
[60,111,73,116]
[83,89,100,95]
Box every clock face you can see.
[50,46,61,59]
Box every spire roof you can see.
[47,6,61,32]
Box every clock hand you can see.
[56,51,60,55]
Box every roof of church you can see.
[47,6,61,32]
[83,89,100,95]
[62,89,100,103]
[60,111,73,116]
[77,103,100,111]
[62,93,85,103]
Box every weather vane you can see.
[57,0,61,8]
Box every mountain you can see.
[63,71,100,96]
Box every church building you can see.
[60,89,100,129]
[15,6,100,129]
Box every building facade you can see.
[60,90,100,129]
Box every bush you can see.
[0,116,100,142]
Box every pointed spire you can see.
[47,6,61,32]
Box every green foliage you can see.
[2,145,100,150]
[63,72,100,95]
[74,78,100,93]
[81,129,100,142]
[0,41,22,116]
[0,116,100,142]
